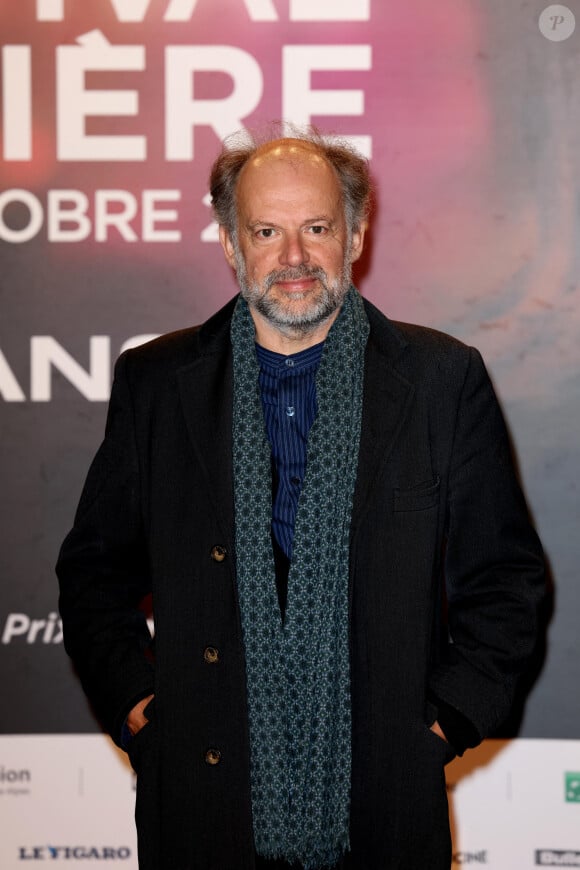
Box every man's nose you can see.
[279,231,309,266]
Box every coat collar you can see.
[176,297,236,545]
[175,295,415,534]
[351,300,415,528]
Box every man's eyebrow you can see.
[244,216,337,234]
[247,216,334,228]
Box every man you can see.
[57,130,545,870]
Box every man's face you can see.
[219,141,365,336]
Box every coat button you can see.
[203,646,219,664]
[210,545,227,563]
[205,748,221,766]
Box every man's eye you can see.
[256,228,275,238]
[307,225,327,235]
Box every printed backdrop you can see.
[1,1,579,867]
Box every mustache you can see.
[263,264,328,291]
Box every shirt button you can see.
[286,406,295,417]
[205,748,221,766]
[291,476,301,486]
[285,358,295,367]
[210,545,227,562]
[204,646,220,664]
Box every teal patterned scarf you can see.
[231,288,369,870]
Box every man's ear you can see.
[219,225,237,268]
[349,221,367,264]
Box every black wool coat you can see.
[57,296,545,870]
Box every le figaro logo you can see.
[18,846,131,861]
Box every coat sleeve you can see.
[56,352,155,745]
[428,346,545,741]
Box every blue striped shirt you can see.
[256,341,324,560]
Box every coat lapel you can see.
[351,308,415,529]
[176,317,235,544]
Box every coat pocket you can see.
[393,476,440,512]
[126,697,156,773]
[423,723,457,765]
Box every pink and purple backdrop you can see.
[1,2,579,862]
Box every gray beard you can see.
[234,255,353,338]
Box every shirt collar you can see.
[255,340,324,373]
